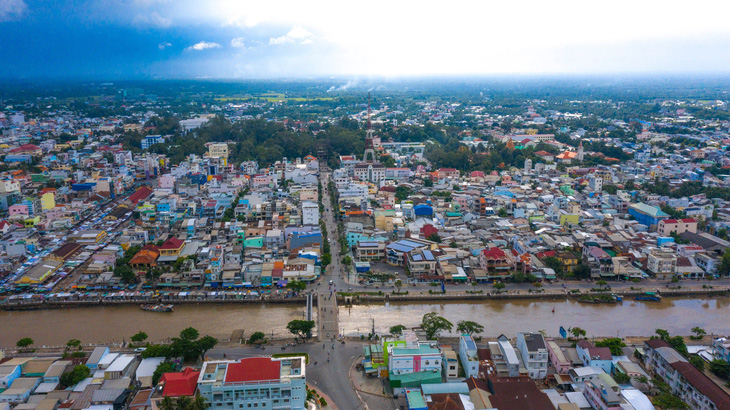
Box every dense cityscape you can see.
[0,78,727,409]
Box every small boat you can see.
[552,307,555,313]
[140,304,174,312]
[634,292,662,302]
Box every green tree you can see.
[341,255,352,266]
[690,326,706,340]
[176,396,193,410]
[421,312,453,340]
[247,331,267,345]
[131,331,148,344]
[159,397,176,410]
[389,325,407,336]
[180,327,200,341]
[653,393,689,410]
[287,320,316,339]
[190,393,209,410]
[286,280,307,292]
[59,365,90,388]
[543,257,563,276]
[456,320,484,336]
[142,344,172,358]
[427,233,442,243]
[17,337,33,350]
[594,338,626,355]
[66,339,82,350]
[571,327,587,339]
[612,372,630,384]
[492,282,505,291]
[497,208,508,217]
[394,279,402,292]
[573,264,592,280]
[689,356,705,372]
[152,361,175,385]
[719,251,730,276]
[196,335,218,361]
[709,359,730,379]
[395,185,412,202]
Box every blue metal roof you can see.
[422,250,435,261]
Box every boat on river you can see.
[634,292,662,302]
[140,304,174,312]
[577,294,620,304]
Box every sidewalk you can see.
[348,356,402,410]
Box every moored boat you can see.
[634,292,662,302]
[140,304,174,312]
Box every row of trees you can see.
[389,313,484,340]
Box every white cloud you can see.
[0,0,27,22]
[158,42,172,50]
[186,41,221,51]
[133,11,172,27]
[230,37,245,48]
[269,26,314,45]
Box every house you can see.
[658,218,698,236]
[516,332,548,379]
[480,247,513,280]
[0,377,40,403]
[576,340,613,373]
[459,335,479,378]
[546,339,572,374]
[647,248,677,279]
[159,367,200,397]
[87,347,110,370]
[128,245,160,268]
[158,237,185,258]
[583,379,622,410]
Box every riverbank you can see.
[338,286,730,303]
[3,284,728,311]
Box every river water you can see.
[2,297,729,347]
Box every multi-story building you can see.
[644,339,730,410]
[197,357,307,410]
[658,218,698,236]
[712,337,730,363]
[647,248,677,279]
[516,332,548,379]
[354,162,386,184]
[458,335,479,378]
[388,343,443,376]
[583,379,622,410]
[301,201,319,226]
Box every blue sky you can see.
[2,0,730,79]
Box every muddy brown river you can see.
[1,297,729,347]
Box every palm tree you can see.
[158,397,176,410]
[190,393,209,410]
[175,396,193,410]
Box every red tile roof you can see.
[129,186,153,205]
[669,361,730,408]
[160,368,199,397]
[159,237,184,250]
[482,247,506,259]
[225,358,280,383]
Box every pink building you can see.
[8,204,28,216]
[546,339,572,374]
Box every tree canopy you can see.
[421,313,453,339]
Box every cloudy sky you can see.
[1,0,730,79]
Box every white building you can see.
[458,335,479,378]
[515,332,548,379]
[301,201,320,226]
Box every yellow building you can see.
[24,216,41,227]
[559,214,580,226]
[40,192,55,210]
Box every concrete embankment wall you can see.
[1,297,309,311]
[338,287,730,304]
